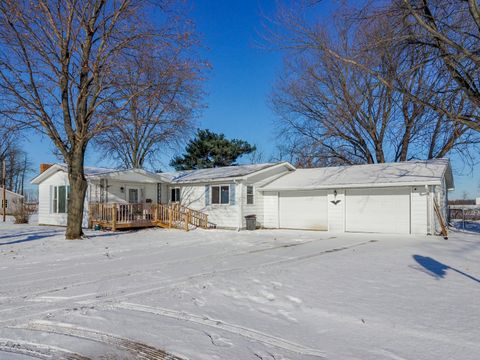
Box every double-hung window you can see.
[52,185,70,213]
[211,185,229,205]
[171,187,180,203]
[246,185,254,205]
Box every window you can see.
[211,185,229,205]
[171,187,180,202]
[1,199,7,208]
[128,188,139,203]
[52,185,70,213]
[247,185,254,205]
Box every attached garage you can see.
[345,187,410,234]
[279,190,327,230]
[260,159,454,235]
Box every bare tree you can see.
[95,41,204,169]
[0,0,176,238]
[395,0,480,132]
[269,1,479,166]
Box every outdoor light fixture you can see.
[333,190,337,197]
[120,186,125,193]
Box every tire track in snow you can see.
[1,239,375,327]
[16,320,184,360]
[0,338,90,359]
[116,302,326,358]
[0,240,378,330]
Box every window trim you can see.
[211,184,230,205]
[126,186,140,204]
[246,185,254,205]
[170,187,181,203]
[52,185,70,214]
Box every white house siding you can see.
[327,189,345,232]
[38,171,89,227]
[241,182,263,228]
[410,186,428,235]
[434,180,449,234]
[89,180,158,204]
[175,182,240,229]
[262,191,279,228]
[241,166,292,228]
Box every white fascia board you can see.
[173,162,296,185]
[259,180,442,192]
[87,169,162,183]
[30,164,65,184]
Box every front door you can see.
[128,188,139,204]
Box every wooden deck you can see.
[88,203,209,231]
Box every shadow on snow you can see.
[412,255,480,284]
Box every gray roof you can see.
[162,163,284,183]
[261,159,454,191]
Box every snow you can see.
[261,158,452,190]
[0,220,479,359]
[163,163,286,183]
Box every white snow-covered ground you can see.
[0,219,479,360]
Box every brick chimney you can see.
[40,163,53,173]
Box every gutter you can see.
[259,181,443,192]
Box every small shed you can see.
[0,187,24,215]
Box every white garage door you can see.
[279,190,328,230]
[346,187,410,234]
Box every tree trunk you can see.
[66,149,88,239]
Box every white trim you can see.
[126,186,141,203]
[170,187,181,203]
[210,184,230,205]
[259,181,443,192]
[246,185,255,205]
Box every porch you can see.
[88,202,209,231]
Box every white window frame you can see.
[126,187,140,204]
[211,184,230,205]
[170,187,181,203]
[52,185,70,214]
[246,185,254,205]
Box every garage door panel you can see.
[279,190,327,230]
[346,187,410,234]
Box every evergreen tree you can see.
[170,129,256,170]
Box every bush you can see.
[12,200,37,224]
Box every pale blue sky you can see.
[23,0,479,199]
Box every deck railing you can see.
[88,202,209,231]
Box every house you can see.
[30,158,454,235]
[30,162,295,229]
[0,187,24,215]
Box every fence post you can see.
[168,208,172,228]
[112,204,117,231]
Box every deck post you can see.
[112,203,117,231]
[168,208,173,228]
[185,210,190,231]
[154,204,158,222]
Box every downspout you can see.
[236,179,242,231]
